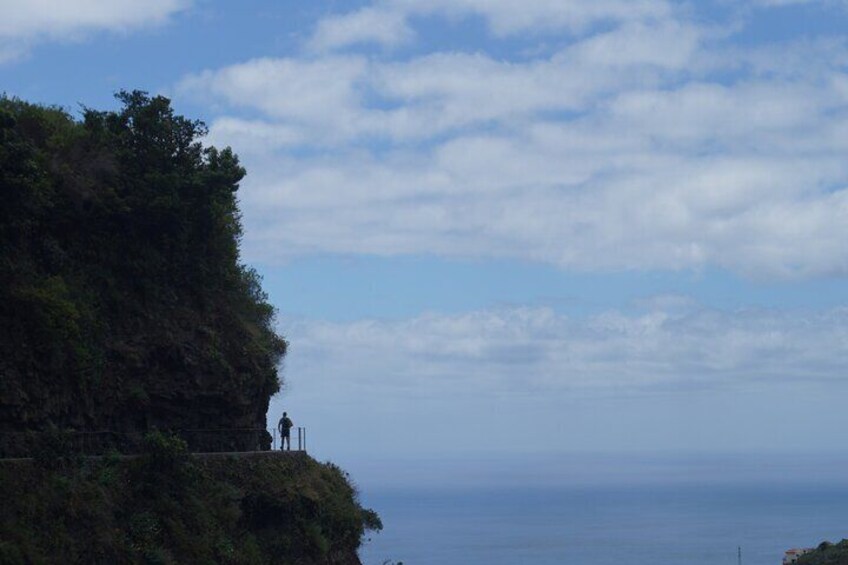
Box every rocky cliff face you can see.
[0,92,286,451]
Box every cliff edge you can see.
[0,93,381,562]
[0,91,284,450]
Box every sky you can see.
[4,0,848,488]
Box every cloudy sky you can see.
[5,0,848,486]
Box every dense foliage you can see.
[0,92,286,444]
[0,431,381,564]
[0,93,381,564]
[797,540,848,565]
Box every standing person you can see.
[278,412,293,451]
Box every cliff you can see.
[0,93,381,561]
[0,91,285,450]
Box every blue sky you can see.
[4,0,848,486]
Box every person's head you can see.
[283,412,287,416]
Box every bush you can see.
[31,428,80,470]
[141,430,189,468]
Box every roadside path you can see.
[0,450,307,463]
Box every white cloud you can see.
[431,0,673,36]
[227,115,848,276]
[281,305,848,397]
[308,6,413,52]
[180,56,371,142]
[203,117,303,154]
[753,0,822,5]
[0,0,188,61]
[274,303,848,460]
[177,3,848,278]
[307,0,675,51]
[182,19,705,144]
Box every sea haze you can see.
[356,452,848,565]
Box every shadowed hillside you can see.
[0,93,381,563]
[0,91,286,451]
[0,433,381,564]
[797,540,848,565]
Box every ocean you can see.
[358,483,848,564]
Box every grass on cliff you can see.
[0,432,381,564]
[796,540,848,565]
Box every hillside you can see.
[797,540,848,565]
[0,91,285,450]
[0,93,381,562]
[0,433,381,564]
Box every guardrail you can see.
[0,427,308,458]
[269,427,307,452]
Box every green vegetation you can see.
[0,91,285,443]
[0,94,380,562]
[797,540,848,565]
[0,431,381,564]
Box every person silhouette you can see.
[278,412,294,451]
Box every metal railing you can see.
[269,427,307,452]
[0,427,307,459]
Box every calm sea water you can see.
[359,483,848,565]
